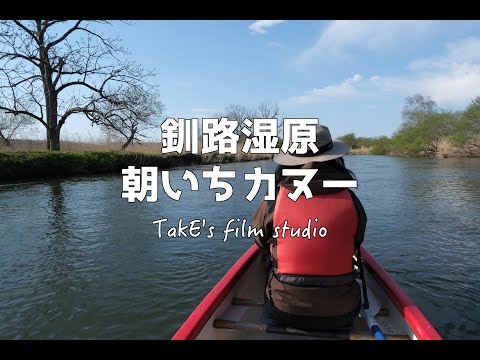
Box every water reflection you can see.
[30,181,76,337]
[45,180,72,262]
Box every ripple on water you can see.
[1,157,480,339]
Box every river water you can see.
[0,155,479,339]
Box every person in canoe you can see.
[252,124,368,331]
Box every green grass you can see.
[0,151,203,181]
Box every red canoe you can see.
[173,245,442,340]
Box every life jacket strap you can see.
[356,246,370,309]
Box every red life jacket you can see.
[272,185,358,276]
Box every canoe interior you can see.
[194,252,416,340]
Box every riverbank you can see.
[0,151,273,182]
[348,138,480,158]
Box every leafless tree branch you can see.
[0,20,160,150]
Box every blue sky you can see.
[61,20,480,141]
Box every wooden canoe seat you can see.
[221,297,398,340]
[213,319,409,340]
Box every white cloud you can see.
[399,63,480,104]
[289,74,366,104]
[446,37,480,62]
[249,20,285,35]
[299,20,433,64]
[386,37,480,105]
[352,74,363,82]
[409,37,480,71]
[290,37,480,107]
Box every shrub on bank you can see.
[338,96,480,158]
[0,151,202,181]
[0,150,274,181]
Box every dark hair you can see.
[274,157,356,187]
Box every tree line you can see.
[338,94,480,156]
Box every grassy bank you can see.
[0,138,164,153]
[344,136,480,158]
[0,151,273,182]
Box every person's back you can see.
[252,125,367,331]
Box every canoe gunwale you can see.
[172,244,442,340]
[360,247,442,340]
[172,245,259,340]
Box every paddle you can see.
[358,280,386,340]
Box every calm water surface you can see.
[1,156,479,339]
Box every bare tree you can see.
[224,104,256,121]
[257,100,280,117]
[91,86,164,149]
[214,101,282,136]
[401,94,438,128]
[0,106,34,146]
[221,104,257,134]
[0,20,158,150]
[256,100,282,130]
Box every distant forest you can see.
[339,94,480,157]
